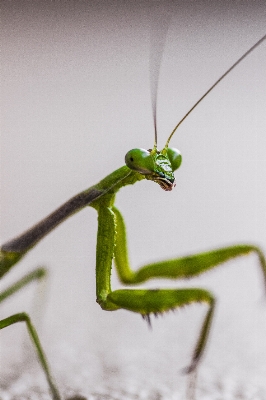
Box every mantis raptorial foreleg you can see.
[92,201,266,372]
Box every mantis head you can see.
[125,146,182,191]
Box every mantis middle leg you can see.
[0,268,61,400]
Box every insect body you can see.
[1,34,266,400]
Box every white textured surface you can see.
[1,1,266,399]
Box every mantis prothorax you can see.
[1,33,266,400]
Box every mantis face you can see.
[125,147,182,191]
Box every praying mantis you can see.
[1,19,266,400]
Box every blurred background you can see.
[1,1,266,399]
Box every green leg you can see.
[93,205,214,372]
[95,205,266,372]
[0,267,46,303]
[108,287,215,373]
[0,313,61,400]
[113,206,266,287]
[0,268,61,400]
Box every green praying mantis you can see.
[1,29,266,400]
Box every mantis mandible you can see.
[1,29,266,400]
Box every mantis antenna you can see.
[149,7,172,150]
[165,33,266,147]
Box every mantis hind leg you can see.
[0,267,47,303]
[0,268,61,400]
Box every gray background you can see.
[1,1,266,399]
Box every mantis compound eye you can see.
[125,148,154,174]
[166,147,182,171]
